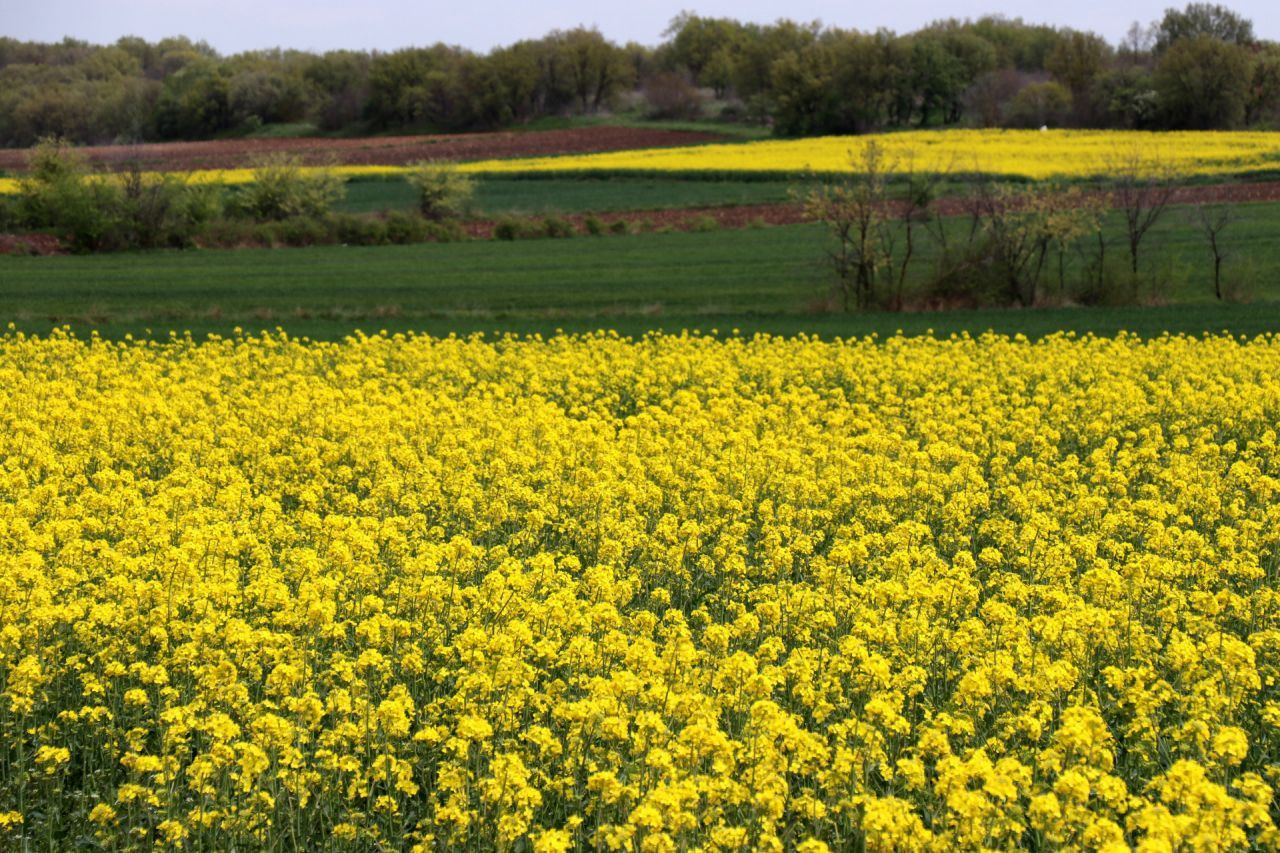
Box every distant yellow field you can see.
[461,129,1280,180]
[3,130,1280,194]
[0,164,403,194]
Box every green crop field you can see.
[4,203,1280,341]
[339,176,806,216]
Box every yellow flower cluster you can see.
[459,129,1280,181]
[1,329,1278,851]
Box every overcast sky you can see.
[6,1,1279,54]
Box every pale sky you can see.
[6,0,1279,54]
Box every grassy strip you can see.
[4,211,1280,340]
[339,177,806,216]
[4,306,1278,343]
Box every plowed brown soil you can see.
[0,234,62,256]
[0,127,728,173]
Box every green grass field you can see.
[4,202,1280,340]
[339,176,805,215]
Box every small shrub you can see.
[272,216,331,247]
[583,215,605,236]
[179,184,226,228]
[493,216,543,241]
[234,155,345,222]
[422,219,466,243]
[196,217,259,249]
[542,215,575,238]
[108,167,196,250]
[16,137,121,252]
[922,238,1038,309]
[331,213,388,246]
[607,219,631,235]
[384,210,429,244]
[687,214,719,233]
[405,161,475,220]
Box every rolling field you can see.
[4,120,1280,853]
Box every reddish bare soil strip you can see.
[462,203,805,239]
[465,180,1280,237]
[0,234,62,256]
[0,127,729,173]
[931,181,1280,216]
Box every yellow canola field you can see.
[462,129,1280,181]
[4,129,1280,194]
[1,330,1279,851]
[0,164,404,195]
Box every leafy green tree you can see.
[1153,35,1250,128]
[962,69,1028,128]
[1046,31,1112,122]
[303,50,370,131]
[1154,3,1254,52]
[663,13,744,85]
[909,37,967,125]
[154,59,233,138]
[1003,81,1073,128]
[731,19,821,108]
[1092,66,1160,128]
[552,28,634,113]
[1245,44,1280,125]
[768,43,837,136]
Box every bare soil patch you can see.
[0,233,62,255]
[0,127,729,173]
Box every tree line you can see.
[2,3,1278,147]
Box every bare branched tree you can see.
[1192,203,1238,300]
[803,142,945,312]
[803,142,894,312]
[1110,148,1177,298]
[966,182,1057,306]
[1042,187,1104,301]
[884,150,950,311]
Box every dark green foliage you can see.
[1153,36,1251,128]
[1002,82,1073,128]
[492,216,546,241]
[1155,3,1255,52]
[1,8,1277,146]
[331,212,388,246]
[13,138,209,251]
[541,215,576,238]
[231,155,345,221]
